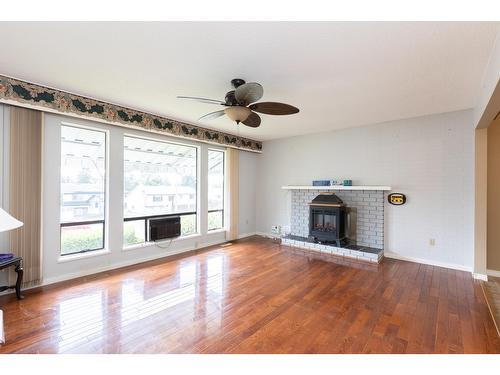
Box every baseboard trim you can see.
[487,269,500,278]
[256,231,280,239]
[384,251,472,273]
[473,273,489,281]
[253,237,474,274]
[37,237,480,288]
[237,232,257,240]
[41,237,227,287]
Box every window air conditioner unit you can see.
[149,216,181,241]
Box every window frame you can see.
[59,123,108,256]
[122,134,200,245]
[207,148,225,232]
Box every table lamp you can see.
[0,208,23,261]
[0,208,22,344]
[0,208,23,233]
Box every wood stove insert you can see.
[308,193,347,247]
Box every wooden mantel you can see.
[281,185,392,191]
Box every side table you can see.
[0,256,24,300]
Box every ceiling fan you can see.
[177,78,299,128]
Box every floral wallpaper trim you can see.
[0,74,263,152]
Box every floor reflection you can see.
[207,255,224,297]
[118,255,227,330]
[180,261,197,286]
[120,282,196,326]
[57,253,228,352]
[120,260,199,327]
[202,254,226,334]
[58,291,104,352]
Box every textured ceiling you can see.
[0,22,498,141]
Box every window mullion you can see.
[199,144,209,236]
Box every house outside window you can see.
[208,149,225,231]
[60,125,107,255]
[123,136,198,246]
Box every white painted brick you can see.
[350,249,363,257]
[331,248,342,256]
[290,189,385,250]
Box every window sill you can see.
[207,228,226,235]
[122,233,202,252]
[57,249,111,263]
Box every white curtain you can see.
[225,148,239,241]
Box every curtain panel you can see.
[9,106,43,287]
[225,148,239,241]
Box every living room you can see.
[0,1,500,372]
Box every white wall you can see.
[41,112,257,284]
[474,25,500,128]
[238,151,257,238]
[256,110,475,270]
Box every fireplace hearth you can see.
[284,186,386,263]
[308,193,347,247]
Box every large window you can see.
[60,125,106,255]
[123,136,197,246]
[208,149,225,231]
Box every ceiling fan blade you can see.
[249,102,299,115]
[198,110,226,121]
[242,112,261,128]
[177,96,226,105]
[235,82,263,105]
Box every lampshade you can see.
[0,208,23,232]
[224,106,251,123]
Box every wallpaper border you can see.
[0,74,262,153]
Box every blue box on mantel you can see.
[312,180,331,186]
[312,179,353,187]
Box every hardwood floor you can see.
[483,277,500,338]
[0,236,499,354]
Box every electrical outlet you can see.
[271,225,281,234]
[429,238,435,247]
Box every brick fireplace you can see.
[281,185,390,263]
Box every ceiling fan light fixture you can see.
[224,106,251,123]
[178,79,299,129]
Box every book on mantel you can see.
[0,253,14,262]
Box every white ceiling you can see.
[0,22,498,141]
